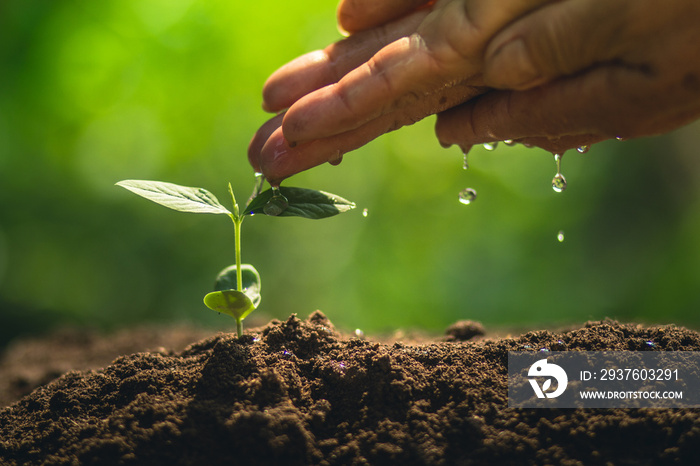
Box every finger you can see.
[483,0,645,90]
[280,34,448,144]
[282,0,554,144]
[256,122,386,186]
[262,8,428,113]
[436,64,686,149]
[257,83,484,184]
[337,0,431,34]
[248,114,285,173]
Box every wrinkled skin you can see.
[249,0,700,184]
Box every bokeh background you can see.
[2,0,700,346]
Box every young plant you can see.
[116,176,355,337]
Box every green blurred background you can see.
[2,0,700,345]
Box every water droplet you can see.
[551,340,567,351]
[462,152,469,170]
[615,136,625,141]
[458,188,477,205]
[503,139,515,146]
[552,154,567,192]
[263,186,289,216]
[552,174,567,192]
[329,150,343,166]
[557,230,565,242]
[354,328,365,339]
[576,145,589,154]
[362,208,369,218]
[483,142,498,151]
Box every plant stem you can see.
[231,216,244,338]
[236,318,243,338]
[234,217,243,293]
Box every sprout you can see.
[117,177,355,336]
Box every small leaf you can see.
[245,187,355,219]
[203,290,256,321]
[214,264,261,307]
[117,180,231,215]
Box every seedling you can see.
[116,176,355,336]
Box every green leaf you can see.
[116,180,231,215]
[213,264,261,307]
[203,290,256,321]
[245,187,356,219]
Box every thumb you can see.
[482,0,627,90]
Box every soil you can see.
[1,312,700,465]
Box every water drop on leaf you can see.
[263,186,289,216]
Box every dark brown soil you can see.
[1,312,700,465]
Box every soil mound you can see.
[2,313,700,465]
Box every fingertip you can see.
[258,128,294,186]
[336,4,351,37]
[336,2,364,35]
[337,0,431,34]
[248,115,285,174]
[247,135,265,174]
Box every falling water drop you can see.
[263,186,289,216]
[576,145,589,154]
[483,142,498,151]
[552,154,567,193]
[458,188,477,205]
[458,145,471,169]
[362,208,369,218]
[557,231,565,242]
[552,174,567,192]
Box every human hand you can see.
[249,0,553,184]
[436,0,700,154]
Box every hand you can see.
[436,0,700,154]
[249,0,553,183]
